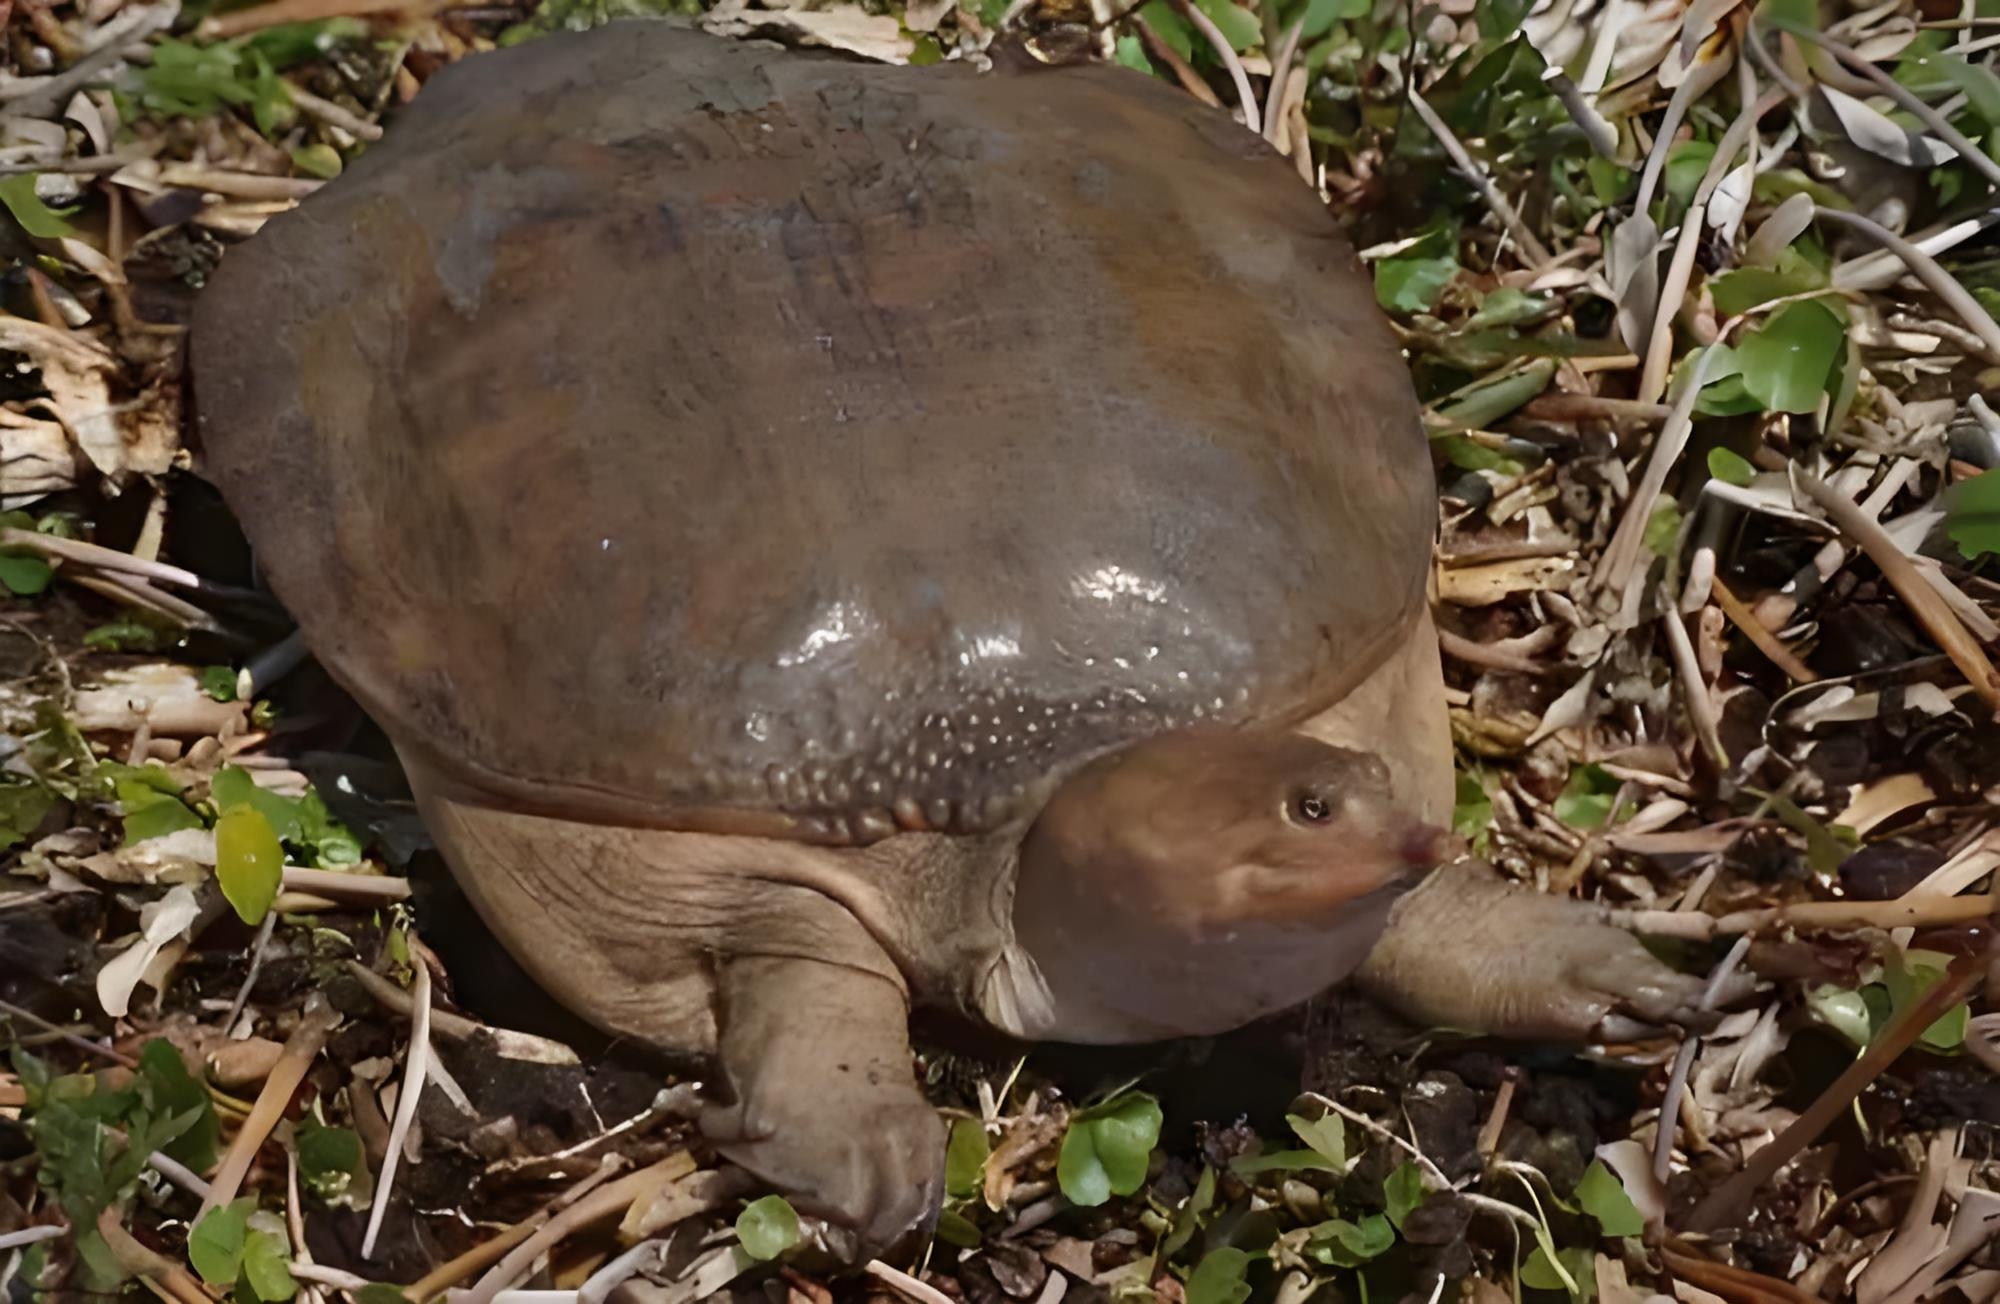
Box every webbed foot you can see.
[1352,860,1754,1041]
[701,953,945,1261]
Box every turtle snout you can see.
[1396,822,1451,870]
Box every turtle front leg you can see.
[1352,860,1753,1041]
[402,775,946,1260]
[701,951,946,1260]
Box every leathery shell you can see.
[189,23,1435,846]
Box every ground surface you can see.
[2,0,1999,1302]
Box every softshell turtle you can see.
[189,21,1724,1256]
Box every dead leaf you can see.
[1834,772,1936,836]
[0,408,80,507]
[96,883,201,1018]
[0,317,125,478]
[904,0,953,31]
[77,827,216,883]
[702,0,914,62]
[1820,84,1956,169]
[1437,556,1576,606]
[72,664,250,738]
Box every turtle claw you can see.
[1353,861,1757,1043]
[702,1087,944,1261]
[703,951,945,1262]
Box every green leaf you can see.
[355,1286,409,1304]
[19,1241,52,1292]
[1452,771,1493,851]
[735,1194,802,1261]
[189,1199,253,1286]
[1574,1160,1644,1237]
[936,1208,983,1247]
[1113,34,1156,73]
[1884,949,1972,1050]
[1523,1245,1597,1300]
[216,805,285,925]
[1475,0,1533,38]
[1383,1161,1428,1231]
[1946,468,2000,562]
[1685,345,1763,418]
[1755,787,1856,878]
[1287,1112,1346,1168]
[1664,139,1716,209]
[240,18,367,68]
[1753,0,1815,35]
[10,1047,53,1104]
[297,789,362,867]
[141,39,255,116]
[1554,764,1620,830]
[1806,984,1874,1048]
[201,666,241,701]
[1192,0,1259,50]
[246,51,296,136]
[1375,252,1459,313]
[1433,358,1557,431]
[1707,250,1826,317]
[1644,497,1684,558]
[1057,1091,1163,1207]
[1292,0,1364,40]
[1184,1247,1253,1304]
[1307,1214,1395,1267]
[83,618,173,652]
[211,766,302,841]
[297,1114,365,1199]
[75,1228,130,1292]
[1436,434,1523,475]
[118,777,203,846]
[1138,1,1193,59]
[1929,51,2000,125]
[1516,1193,1577,1296]
[102,758,175,795]
[1228,1148,1343,1175]
[242,1226,298,1301]
[1467,287,1554,330]
[1585,156,1633,205]
[1707,446,1758,487]
[213,767,360,867]
[0,550,54,597]
[1160,1164,1216,1261]
[0,174,77,239]
[14,1056,205,1232]
[0,780,56,852]
[1736,300,1844,414]
[945,1118,990,1200]
[136,1040,218,1172]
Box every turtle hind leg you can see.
[701,949,946,1260]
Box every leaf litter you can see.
[3,0,2000,1299]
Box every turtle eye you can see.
[1290,791,1334,826]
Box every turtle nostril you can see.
[1398,824,1448,867]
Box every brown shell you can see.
[189,23,1435,845]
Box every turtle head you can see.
[996,727,1448,1042]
